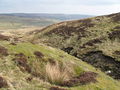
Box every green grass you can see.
[0,41,120,89]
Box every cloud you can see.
[68,0,120,5]
[0,0,120,15]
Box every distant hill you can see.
[0,13,93,29]
[33,12,120,80]
[1,13,93,20]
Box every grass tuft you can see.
[45,62,71,85]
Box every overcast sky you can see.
[0,0,120,15]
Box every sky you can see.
[0,0,120,15]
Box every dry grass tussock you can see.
[45,62,73,85]
[30,56,74,85]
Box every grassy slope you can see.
[32,12,120,80]
[33,12,120,61]
[0,41,120,90]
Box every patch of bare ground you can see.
[50,86,67,90]
[34,51,44,58]
[13,52,46,79]
[48,58,56,65]
[60,71,97,87]
[62,47,73,54]
[114,51,120,55]
[114,26,120,30]
[0,76,8,88]
[0,45,9,56]
[82,51,120,79]
[13,53,31,73]
[82,37,103,47]
[10,42,17,45]
[109,30,120,40]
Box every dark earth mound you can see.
[60,71,97,87]
[81,51,120,79]
[0,76,8,88]
[13,53,31,73]
[50,86,67,90]
[34,51,44,58]
[0,45,9,56]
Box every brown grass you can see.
[45,62,71,85]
